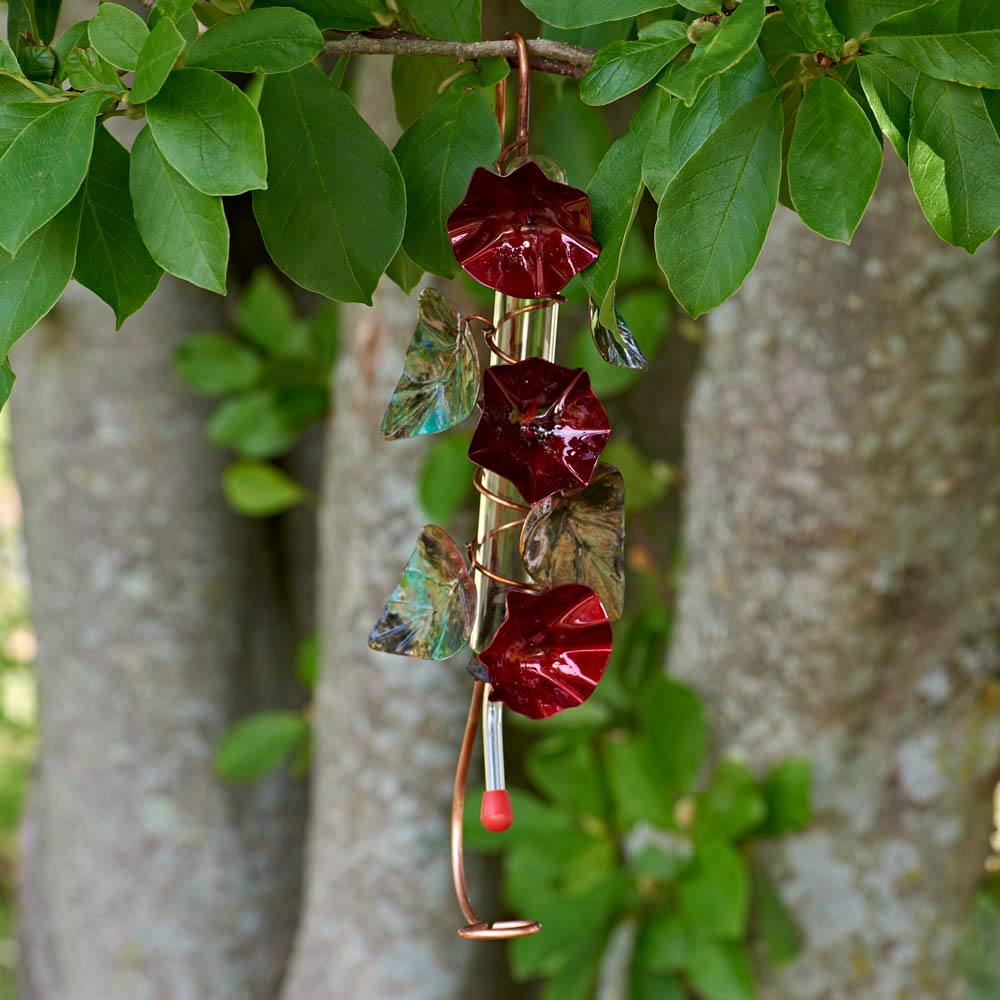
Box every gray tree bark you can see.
[669,154,1000,999]
[10,279,308,1000]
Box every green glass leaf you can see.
[215,710,308,782]
[130,126,229,294]
[0,90,102,254]
[587,296,647,370]
[0,101,54,156]
[520,462,625,620]
[64,46,120,91]
[581,86,661,323]
[826,0,932,38]
[646,47,775,202]
[186,8,323,73]
[379,288,479,440]
[520,0,672,29]
[254,64,405,304]
[683,939,755,1000]
[679,840,750,940]
[787,76,882,243]
[368,524,477,660]
[659,0,765,106]
[0,357,13,411]
[394,85,501,277]
[207,387,326,457]
[87,2,148,71]
[76,127,163,328]
[655,90,782,318]
[147,68,267,196]
[174,332,263,396]
[222,460,307,517]
[129,17,185,105]
[858,53,918,161]
[760,757,812,835]
[581,24,689,106]
[907,74,1000,252]
[0,190,82,356]
[868,0,1000,89]
[775,0,844,56]
[419,431,474,523]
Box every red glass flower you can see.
[478,584,613,720]
[446,160,601,299]
[468,358,611,505]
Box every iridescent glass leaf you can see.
[589,296,648,371]
[368,524,477,660]
[379,287,479,440]
[520,463,625,620]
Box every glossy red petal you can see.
[468,358,611,504]
[447,161,601,299]
[478,584,613,720]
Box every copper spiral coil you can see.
[449,31,549,943]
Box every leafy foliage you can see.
[466,604,813,999]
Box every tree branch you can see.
[322,32,596,79]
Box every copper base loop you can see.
[458,920,542,940]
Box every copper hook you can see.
[496,32,531,170]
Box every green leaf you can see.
[643,676,706,793]
[379,287,479,439]
[0,191,82,356]
[222,460,307,517]
[75,127,163,328]
[645,46,775,202]
[64,47,120,91]
[525,735,607,817]
[235,269,297,352]
[0,39,20,75]
[87,2,148,71]
[684,939,754,1000]
[146,68,267,196]
[775,0,844,56]
[787,76,882,242]
[397,0,479,40]
[8,0,62,48]
[581,86,661,322]
[680,841,749,940]
[907,74,1000,252]
[539,941,605,1000]
[463,786,578,853]
[394,86,501,277]
[385,245,424,294]
[254,64,405,304]
[418,431,473,523]
[187,8,323,73]
[659,0,766,105]
[207,387,326,457]
[520,0,672,29]
[655,90,782,317]
[960,877,1000,999]
[753,876,803,966]
[0,90,102,254]
[174,333,263,396]
[826,0,933,38]
[130,126,229,294]
[295,632,320,690]
[129,17,185,105]
[759,758,812,835]
[155,0,196,21]
[692,759,767,841]
[0,357,13,411]
[679,0,723,12]
[581,25,689,106]
[858,53,918,161]
[51,21,90,81]
[635,911,689,973]
[390,55,458,130]
[869,0,1000,88]
[252,0,388,31]
[215,710,308,782]
[368,524,476,660]
[0,75,41,105]
[632,972,686,1000]
[605,734,675,829]
[0,101,55,156]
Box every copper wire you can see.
[451,681,542,940]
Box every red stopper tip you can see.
[480,789,514,832]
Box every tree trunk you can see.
[669,153,1000,999]
[10,279,308,1000]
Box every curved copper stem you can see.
[497,32,531,168]
[451,681,542,940]
[473,466,530,512]
[468,295,565,366]
[467,518,544,591]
